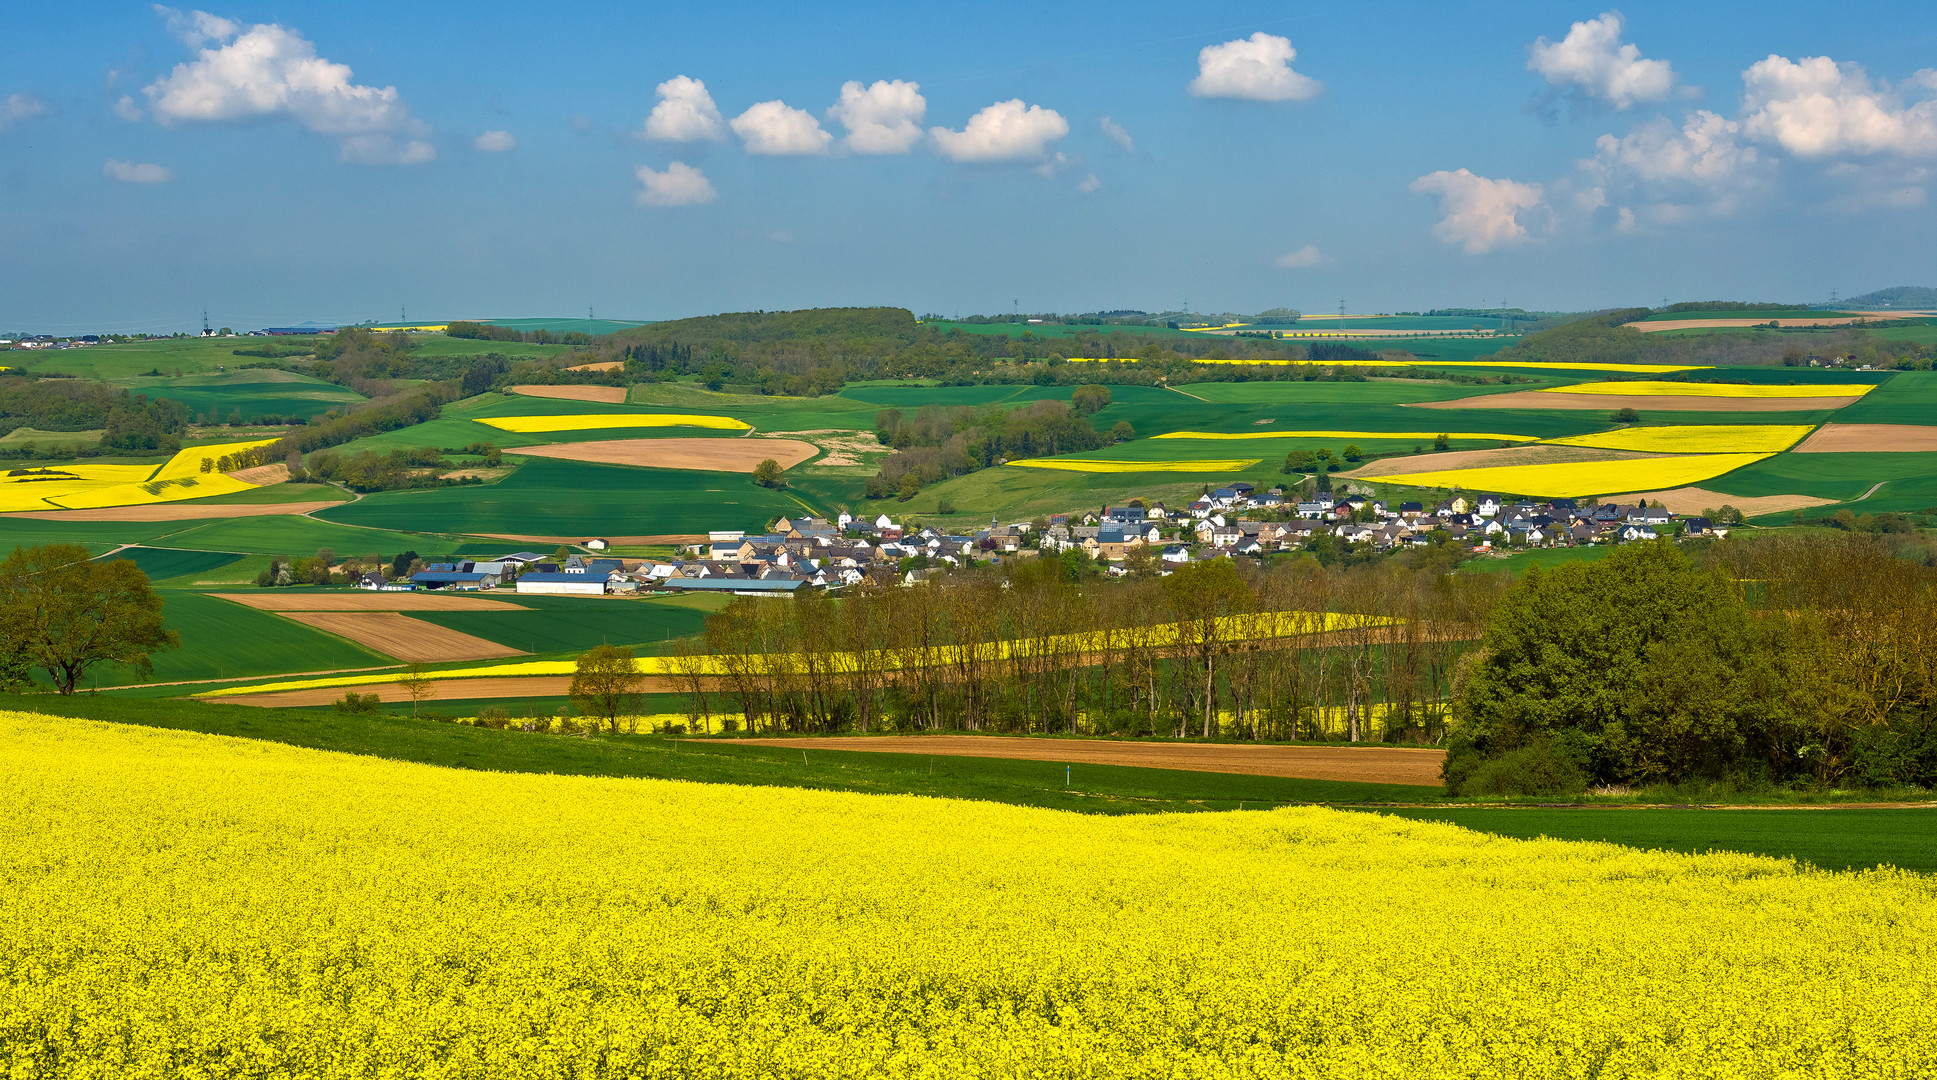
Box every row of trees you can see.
[865,396,1132,499]
[668,557,1505,741]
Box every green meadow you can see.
[410,594,720,655]
[87,590,389,689]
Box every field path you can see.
[1163,383,1210,402]
[1857,481,1889,502]
[727,735,1444,786]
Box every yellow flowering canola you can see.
[1546,425,1816,454]
[1156,430,1539,443]
[1006,457,1260,472]
[1540,381,1877,398]
[1062,358,1710,373]
[0,438,277,512]
[5,711,1935,1079]
[478,413,751,434]
[1372,453,1774,498]
[202,610,1379,697]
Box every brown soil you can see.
[566,361,624,372]
[0,500,342,522]
[1794,424,1937,453]
[226,463,290,485]
[1628,316,1895,332]
[508,384,628,403]
[216,675,686,707]
[211,592,524,611]
[760,430,886,467]
[516,437,817,472]
[280,612,525,662]
[1413,391,1852,412]
[729,735,1445,786]
[1345,444,1656,479]
[439,468,511,481]
[1612,486,1836,516]
[475,533,707,546]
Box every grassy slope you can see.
[112,370,365,420]
[1367,807,1937,873]
[1831,370,1937,424]
[410,594,717,654]
[88,591,389,688]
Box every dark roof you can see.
[412,571,488,583]
[517,571,608,584]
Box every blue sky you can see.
[4,1,1935,332]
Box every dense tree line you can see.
[447,321,594,346]
[1447,535,1937,796]
[1484,309,1936,369]
[672,556,1503,740]
[864,398,1119,499]
[0,377,189,451]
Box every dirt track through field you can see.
[1794,424,1937,453]
[0,500,343,522]
[1610,486,1837,516]
[730,735,1445,786]
[1345,444,1657,478]
[516,437,818,472]
[1414,391,1854,412]
[212,592,524,611]
[279,613,525,662]
[509,384,628,403]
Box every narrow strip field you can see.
[280,613,527,663]
[516,437,817,471]
[1008,457,1261,473]
[1547,425,1815,454]
[730,735,1446,786]
[215,675,593,706]
[1156,430,1538,442]
[1540,381,1876,399]
[212,592,525,611]
[1357,453,1775,499]
[508,384,628,403]
[1348,445,1658,477]
[477,413,750,434]
[1417,391,1853,412]
[1608,486,1837,515]
[0,500,341,522]
[1794,424,1937,452]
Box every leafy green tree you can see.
[1343,444,1364,463]
[1434,433,1451,452]
[389,550,418,579]
[1071,384,1112,416]
[570,645,644,731]
[1109,420,1135,443]
[1611,407,1641,423]
[752,458,787,489]
[0,543,180,694]
[1445,542,1789,793]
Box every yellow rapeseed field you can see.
[0,438,277,512]
[1541,381,1877,398]
[4,711,1935,1078]
[479,413,751,434]
[1547,425,1816,454]
[1156,430,1539,443]
[1062,358,1710,373]
[1371,452,1774,498]
[202,610,1381,697]
[1006,457,1260,472]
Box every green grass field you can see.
[1832,371,1937,424]
[84,590,389,688]
[97,547,244,581]
[1369,807,1937,873]
[410,594,717,654]
[1459,546,1613,575]
[1708,452,1937,504]
[148,515,457,557]
[0,427,103,448]
[315,456,828,536]
[113,369,365,421]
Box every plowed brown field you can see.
[730,735,1445,786]
[566,361,624,372]
[509,384,628,403]
[1346,444,1655,479]
[212,592,523,611]
[1794,424,1937,453]
[1414,391,1850,412]
[0,501,342,522]
[279,613,525,662]
[1613,486,1836,516]
[516,438,817,472]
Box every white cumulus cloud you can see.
[474,129,516,152]
[930,99,1069,162]
[1579,110,1760,226]
[141,10,434,164]
[643,75,725,142]
[0,92,51,132]
[827,79,925,154]
[103,159,175,183]
[1740,55,1937,158]
[731,100,832,155]
[1078,173,1101,193]
[113,95,144,121]
[1275,245,1323,268]
[1528,12,1675,110]
[1188,32,1322,102]
[636,161,716,207]
[1409,169,1548,253]
[1099,116,1134,152]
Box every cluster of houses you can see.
[372,489,1719,598]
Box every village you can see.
[386,483,1732,598]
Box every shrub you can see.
[332,691,381,714]
[1445,738,1587,798]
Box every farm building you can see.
[410,562,500,590]
[657,578,803,597]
